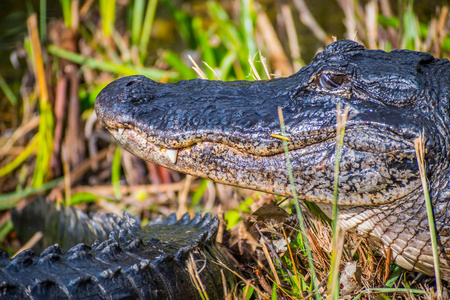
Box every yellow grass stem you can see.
[259,51,271,79]
[12,231,43,258]
[188,55,207,79]
[187,254,209,300]
[265,275,296,299]
[0,135,39,179]
[269,133,292,141]
[28,15,48,103]
[213,259,267,299]
[260,239,281,286]
[203,63,221,80]
[28,14,54,188]
[248,54,262,80]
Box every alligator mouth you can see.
[106,123,420,207]
[106,119,416,161]
[111,125,336,157]
[106,126,335,198]
[107,126,335,164]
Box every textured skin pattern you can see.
[96,40,450,279]
[11,199,125,252]
[2,201,234,299]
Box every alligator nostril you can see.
[126,81,136,87]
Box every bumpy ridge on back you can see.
[2,201,234,299]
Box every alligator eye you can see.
[319,73,346,90]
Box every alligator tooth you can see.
[166,149,178,164]
[118,128,124,136]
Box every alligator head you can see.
[96,40,450,279]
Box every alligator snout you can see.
[95,75,163,130]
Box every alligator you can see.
[1,200,234,299]
[95,40,450,281]
[2,40,449,298]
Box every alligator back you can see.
[2,201,234,299]
[11,199,126,252]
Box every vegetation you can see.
[0,0,449,298]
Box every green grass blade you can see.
[112,147,122,199]
[48,45,180,80]
[443,37,450,52]
[384,265,403,287]
[278,106,321,300]
[191,179,209,206]
[160,0,194,47]
[0,220,14,242]
[218,51,237,80]
[70,192,98,205]
[271,282,277,299]
[58,0,71,28]
[164,50,197,79]
[131,0,145,46]
[415,136,443,299]
[27,14,54,188]
[353,288,426,300]
[240,0,256,56]
[139,0,158,61]
[192,17,217,79]
[33,101,54,188]
[206,2,245,64]
[328,103,349,299]
[40,0,47,41]
[401,4,421,50]
[0,177,64,210]
[99,0,116,37]
[0,73,18,105]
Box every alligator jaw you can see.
[105,120,421,207]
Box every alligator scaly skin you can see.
[1,201,234,299]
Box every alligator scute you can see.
[1,201,235,299]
